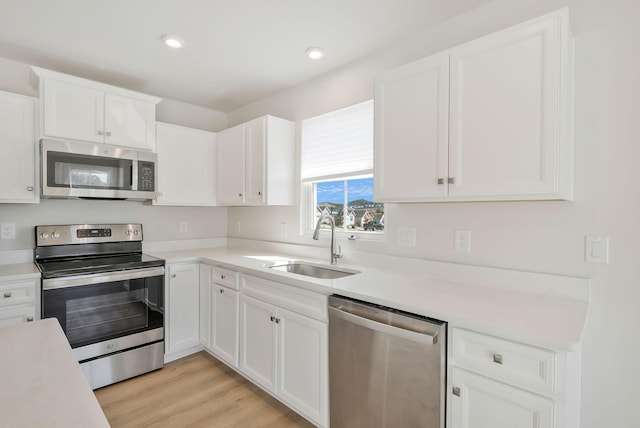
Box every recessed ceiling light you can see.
[162,35,184,49]
[305,47,324,60]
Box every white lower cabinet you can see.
[449,327,579,428]
[450,368,555,428]
[166,263,200,360]
[240,274,328,427]
[199,264,212,350]
[210,266,239,367]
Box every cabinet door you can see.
[244,117,266,205]
[0,92,37,202]
[104,93,155,150]
[216,124,245,205]
[155,123,216,205]
[449,14,563,198]
[240,295,276,392]
[211,285,239,367]
[450,368,554,428]
[199,264,212,350]
[42,79,104,143]
[167,263,200,354]
[374,52,450,201]
[277,307,328,427]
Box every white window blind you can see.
[301,100,374,181]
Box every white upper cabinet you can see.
[374,8,573,202]
[0,91,38,203]
[32,67,160,151]
[154,122,217,206]
[217,115,295,206]
[216,124,246,205]
[375,52,450,200]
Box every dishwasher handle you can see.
[329,305,437,345]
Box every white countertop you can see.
[151,246,589,352]
[0,318,109,428]
[0,262,41,281]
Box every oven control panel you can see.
[36,224,143,246]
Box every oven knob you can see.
[40,232,49,240]
[133,229,140,236]
[53,232,60,239]
[125,229,133,236]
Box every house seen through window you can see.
[302,100,384,234]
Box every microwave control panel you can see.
[138,161,155,192]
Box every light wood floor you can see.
[95,351,314,428]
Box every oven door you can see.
[42,267,164,350]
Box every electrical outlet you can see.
[280,223,287,238]
[398,227,417,247]
[455,229,470,253]
[1,223,16,240]
[179,222,188,233]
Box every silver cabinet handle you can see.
[3,292,11,298]
[26,316,34,322]
[258,191,262,196]
[26,186,34,191]
[221,274,226,280]
[448,177,456,184]
[270,316,275,322]
[437,178,444,185]
[106,131,112,136]
[239,193,243,197]
[98,130,104,135]
[171,274,176,278]
[493,353,503,364]
[274,318,280,324]
[219,288,224,294]
[452,386,461,397]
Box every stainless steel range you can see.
[35,224,165,389]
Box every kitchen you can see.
[0,0,638,427]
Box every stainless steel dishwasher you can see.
[329,295,446,428]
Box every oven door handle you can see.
[42,267,165,290]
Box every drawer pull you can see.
[221,274,226,280]
[219,288,224,294]
[493,353,504,364]
[3,292,11,298]
[274,318,280,324]
[26,316,34,322]
[452,386,461,397]
[270,316,275,322]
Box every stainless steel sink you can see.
[269,263,359,279]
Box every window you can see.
[301,100,384,235]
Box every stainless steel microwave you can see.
[41,139,157,200]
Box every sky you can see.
[317,178,374,204]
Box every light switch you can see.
[585,236,609,264]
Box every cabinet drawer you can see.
[451,328,556,395]
[241,274,327,322]
[212,267,239,290]
[0,280,36,308]
[0,305,36,327]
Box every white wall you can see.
[0,57,229,252]
[227,0,640,427]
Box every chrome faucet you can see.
[313,213,342,265]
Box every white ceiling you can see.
[0,0,491,112]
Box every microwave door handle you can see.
[131,162,137,191]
